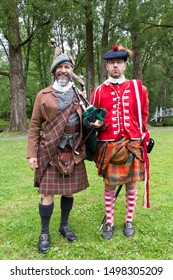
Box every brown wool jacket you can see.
[27,85,86,164]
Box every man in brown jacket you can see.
[27,52,103,253]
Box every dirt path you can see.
[0,135,28,140]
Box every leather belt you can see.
[63,123,80,135]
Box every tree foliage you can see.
[0,0,173,131]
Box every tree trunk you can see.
[85,4,95,97]
[7,5,27,132]
[100,0,114,83]
[127,0,143,80]
[131,32,143,80]
[8,44,27,132]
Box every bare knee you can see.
[40,195,54,205]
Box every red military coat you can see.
[90,79,149,141]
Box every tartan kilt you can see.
[104,152,145,187]
[95,139,145,187]
[37,161,89,195]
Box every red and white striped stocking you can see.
[125,184,137,222]
[104,187,116,226]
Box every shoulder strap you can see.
[132,79,143,135]
[132,79,150,208]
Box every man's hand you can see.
[91,119,104,128]
[28,158,38,171]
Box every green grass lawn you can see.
[0,127,173,260]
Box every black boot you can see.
[38,202,54,253]
[59,196,77,242]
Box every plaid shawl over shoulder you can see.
[34,102,75,187]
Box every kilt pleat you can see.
[37,161,89,195]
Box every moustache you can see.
[57,71,69,76]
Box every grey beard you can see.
[56,77,70,86]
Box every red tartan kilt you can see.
[37,161,89,195]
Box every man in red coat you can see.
[90,45,149,240]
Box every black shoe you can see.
[102,224,115,240]
[123,221,135,237]
[59,226,77,242]
[38,233,50,253]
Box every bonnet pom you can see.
[112,45,119,51]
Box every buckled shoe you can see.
[123,221,135,237]
[102,224,115,240]
[59,225,77,242]
[38,233,50,253]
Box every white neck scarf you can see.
[52,79,73,93]
[108,75,126,85]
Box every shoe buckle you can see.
[40,234,49,241]
[105,225,112,231]
[125,222,132,229]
